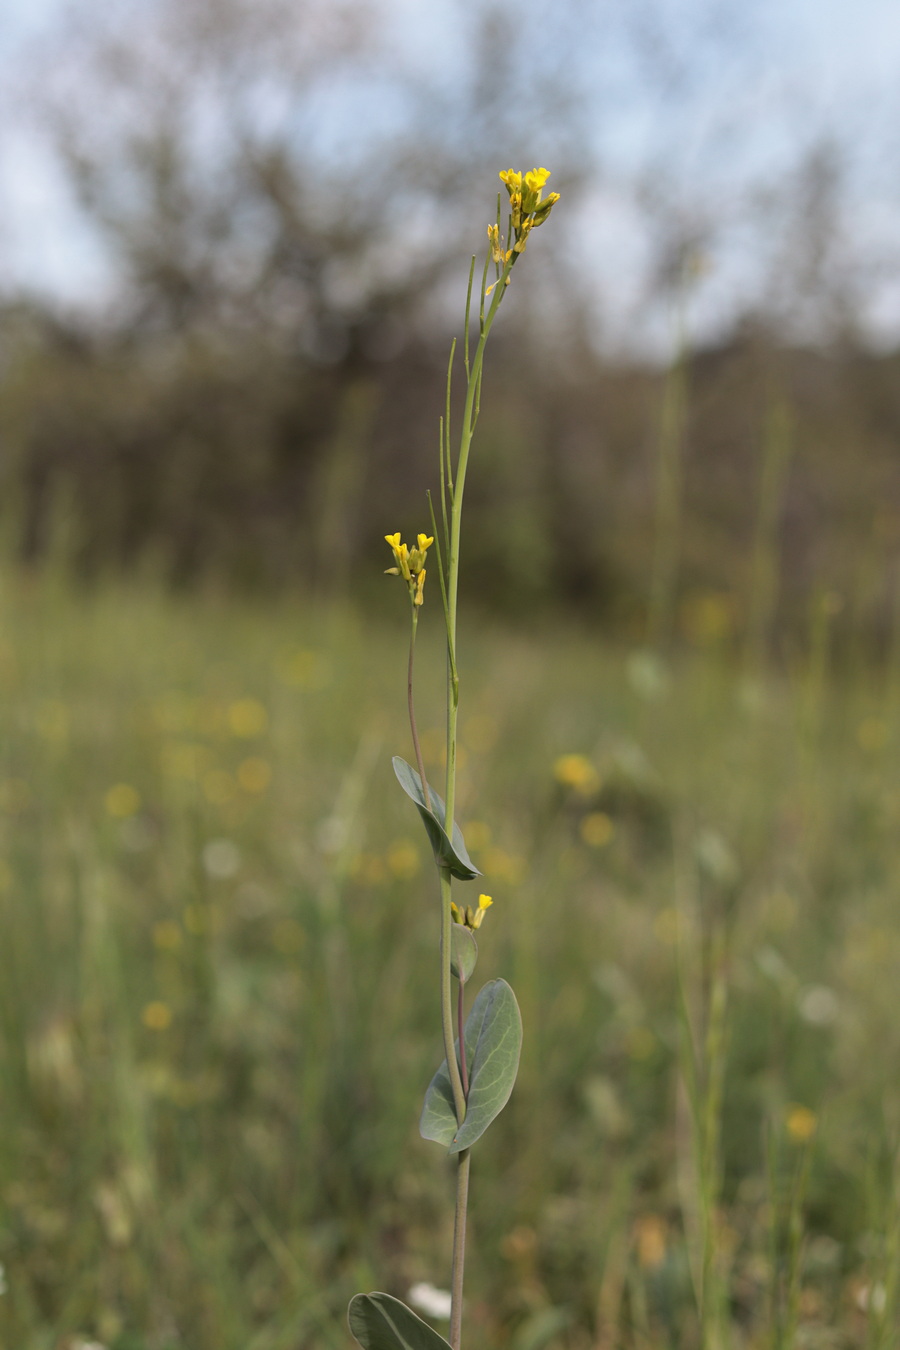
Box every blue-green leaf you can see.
[419,978,523,1154]
[419,1060,457,1149]
[348,1293,452,1350]
[392,757,480,880]
[450,923,478,983]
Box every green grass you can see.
[1,573,900,1349]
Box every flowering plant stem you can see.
[350,168,556,1350]
[407,609,431,813]
[440,254,514,1350]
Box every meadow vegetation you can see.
[3,8,900,1345]
[2,571,900,1348]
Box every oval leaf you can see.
[452,978,523,1153]
[349,1293,453,1350]
[450,923,478,983]
[419,979,523,1153]
[392,757,480,881]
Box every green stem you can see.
[440,249,513,1350]
[440,256,511,1122]
[458,978,469,1097]
[407,607,431,812]
[440,867,467,1121]
[444,255,512,828]
[449,1151,471,1350]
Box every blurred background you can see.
[2,0,900,633]
[4,2,900,1349]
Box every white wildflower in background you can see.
[798,985,840,1027]
[202,838,241,879]
[407,1283,453,1319]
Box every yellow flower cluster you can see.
[498,167,560,255]
[385,531,433,606]
[451,893,493,931]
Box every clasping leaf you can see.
[420,978,522,1154]
[392,756,480,880]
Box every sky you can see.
[2,0,900,351]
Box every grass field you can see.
[2,572,900,1350]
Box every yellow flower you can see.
[496,167,559,254]
[524,167,550,192]
[521,167,550,213]
[384,532,412,581]
[408,534,433,573]
[384,531,432,604]
[451,893,493,932]
[475,893,493,924]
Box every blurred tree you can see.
[36,0,586,348]
[1,0,899,650]
[1,0,592,587]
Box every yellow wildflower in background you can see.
[553,753,600,796]
[387,839,421,879]
[153,920,183,951]
[105,783,141,818]
[227,698,268,738]
[237,757,271,793]
[482,846,525,885]
[580,811,614,848]
[142,1001,173,1031]
[786,1104,817,1143]
[460,819,491,850]
[634,1214,668,1270]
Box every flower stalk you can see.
[351,168,557,1350]
[438,170,558,1343]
